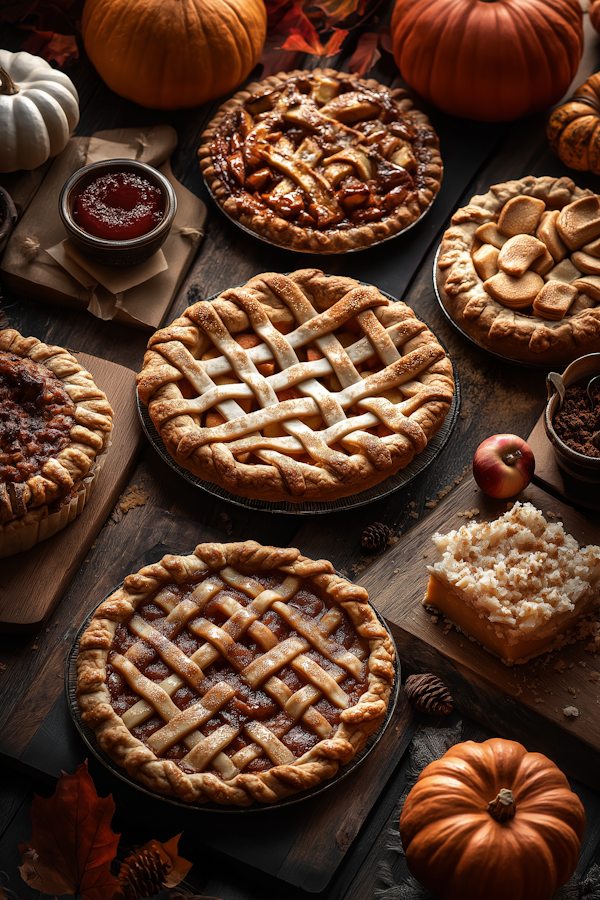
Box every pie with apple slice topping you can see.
[198,68,443,253]
[136,269,455,503]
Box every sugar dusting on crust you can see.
[427,502,600,640]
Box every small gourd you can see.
[547,73,600,174]
[399,738,586,900]
[0,49,79,173]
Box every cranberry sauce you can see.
[73,172,164,240]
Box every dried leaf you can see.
[21,29,79,66]
[259,33,300,78]
[278,7,348,56]
[312,0,363,25]
[19,761,120,900]
[379,24,393,55]
[348,31,381,75]
[135,834,193,889]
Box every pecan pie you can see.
[136,270,455,503]
[437,175,600,365]
[76,541,396,805]
[0,329,113,557]
[198,68,443,253]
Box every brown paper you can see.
[0,126,207,330]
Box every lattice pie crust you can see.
[0,329,113,557]
[198,68,442,254]
[437,176,600,364]
[76,541,396,805]
[136,270,455,503]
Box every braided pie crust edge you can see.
[76,541,396,806]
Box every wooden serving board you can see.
[0,353,142,631]
[528,412,600,512]
[359,476,600,790]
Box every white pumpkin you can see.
[0,49,80,173]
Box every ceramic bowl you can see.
[59,159,177,268]
[545,353,600,484]
[0,185,18,255]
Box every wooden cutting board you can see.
[358,476,600,790]
[0,353,142,631]
[528,413,600,512]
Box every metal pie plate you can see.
[137,286,460,514]
[66,588,400,813]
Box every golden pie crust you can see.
[76,541,396,806]
[198,68,443,254]
[437,176,600,365]
[0,329,113,557]
[136,269,455,503]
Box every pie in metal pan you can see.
[75,541,396,806]
[198,68,443,254]
[436,175,600,366]
[136,269,455,504]
[0,328,113,557]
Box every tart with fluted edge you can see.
[76,541,396,806]
[437,175,600,365]
[0,328,113,557]
[136,269,455,503]
[198,68,442,254]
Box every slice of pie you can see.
[0,328,113,557]
[76,541,396,805]
[198,68,443,254]
[437,175,600,364]
[424,502,600,664]
[136,269,455,503]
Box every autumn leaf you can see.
[348,31,381,75]
[312,0,364,25]
[19,761,120,900]
[379,24,393,55]
[21,29,79,66]
[0,0,84,34]
[278,6,348,55]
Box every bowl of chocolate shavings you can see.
[545,353,600,483]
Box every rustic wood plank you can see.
[529,413,600,513]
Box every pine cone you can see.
[405,673,454,716]
[115,849,170,900]
[361,522,392,554]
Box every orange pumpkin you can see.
[590,0,600,33]
[81,0,267,110]
[547,72,600,174]
[391,0,583,122]
[399,738,586,900]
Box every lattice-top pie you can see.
[136,270,455,503]
[0,328,113,557]
[437,175,600,364]
[76,541,396,805]
[198,68,443,253]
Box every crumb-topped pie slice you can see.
[198,68,442,253]
[76,541,396,805]
[136,269,455,503]
[0,328,113,557]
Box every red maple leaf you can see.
[348,30,381,75]
[278,6,348,55]
[311,0,364,26]
[19,761,120,900]
[21,29,79,66]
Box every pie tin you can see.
[433,243,580,370]
[205,184,437,255]
[137,287,461,515]
[65,590,399,813]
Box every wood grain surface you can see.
[358,476,600,789]
[529,413,600,512]
[0,352,142,632]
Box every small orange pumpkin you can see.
[590,0,600,33]
[391,0,583,122]
[547,72,600,174]
[81,0,267,110]
[399,738,586,900]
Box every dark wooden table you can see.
[1,8,600,898]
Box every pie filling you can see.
[0,351,75,484]
[208,73,437,234]
[106,568,370,779]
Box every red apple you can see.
[473,434,535,498]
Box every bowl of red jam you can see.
[59,159,177,267]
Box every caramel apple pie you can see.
[136,270,455,503]
[0,329,113,557]
[198,68,443,253]
[437,176,600,365]
[76,541,396,805]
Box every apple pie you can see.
[437,175,600,364]
[136,269,455,503]
[76,541,396,805]
[198,68,442,253]
[0,328,113,557]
